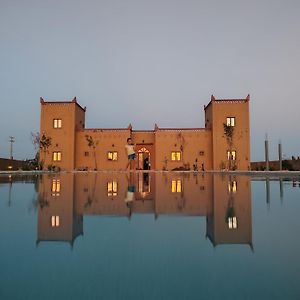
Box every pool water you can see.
[0,173,300,300]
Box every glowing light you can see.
[226,117,235,127]
[228,181,237,193]
[107,151,118,161]
[107,181,118,196]
[172,180,182,193]
[228,217,238,229]
[171,151,181,161]
[51,179,61,196]
[51,216,60,227]
[53,152,62,161]
[227,151,236,161]
[53,119,62,128]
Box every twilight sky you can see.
[0,0,299,161]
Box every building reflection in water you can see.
[36,174,83,247]
[206,176,252,249]
[36,172,252,249]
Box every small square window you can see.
[228,181,237,193]
[171,180,182,193]
[227,150,236,161]
[107,181,118,196]
[51,216,60,227]
[228,217,238,229]
[53,151,62,161]
[199,151,205,156]
[51,179,61,196]
[107,151,118,161]
[171,151,181,161]
[84,151,89,157]
[226,117,235,127]
[53,119,62,128]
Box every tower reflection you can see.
[36,172,252,248]
[206,176,252,248]
[36,174,83,246]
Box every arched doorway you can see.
[137,147,151,170]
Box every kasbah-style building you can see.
[36,173,252,248]
[39,94,250,171]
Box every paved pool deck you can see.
[1,170,300,178]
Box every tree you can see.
[84,173,98,208]
[223,123,235,170]
[30,132,41,169]
[177,132,187,166]
[85,135,99,170]
[31,131,40,152]
[30,176,49,211]
[39,133,52,170]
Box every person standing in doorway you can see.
[125,137,136,170]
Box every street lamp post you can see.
[9,136,15,160]
[265,134,269,171]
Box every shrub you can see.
[47,164,55,171]
[282,160,294,171]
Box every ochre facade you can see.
[39,95,250,171]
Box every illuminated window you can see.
[138,147,150,153]
[53,151,62,161]
[51,216,60,227]
[107,181,118,196]
[51,179,61,196]
[228,217,238,229]
[228,181,237,193]
[53,119,62,128]
[227,150,236,161]
[171,151,181,161]
[107,151,118,161]
[171,180,182,193]
[226,117,235,127]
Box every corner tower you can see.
[40,97,86,170]
[204,95,250,170]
